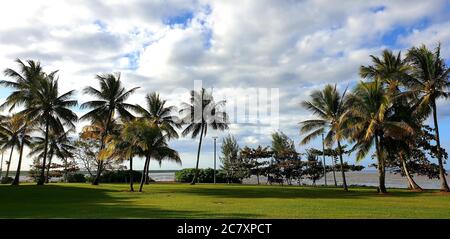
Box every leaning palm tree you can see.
[347,80,413,193]
[135,92,181,183]
[121,119,180,192]
[29,126,75,183]
[80,72,139,185]
[404,44,450,192]
[300,84,350,191]
[20,74,78,185]
[179,88,229,185]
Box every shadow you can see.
[0,184,259,219]
[170,184,430,200]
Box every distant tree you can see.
[29,127,75,183]
[220,134,246,183]
[303,150,325,185]
[240,146,272,184]
[73,138,122,178]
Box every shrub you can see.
[175,168,239,183]
[100,170,144,183]
[1,177,14,184]
[67,173,86,183]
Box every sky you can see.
[0,0,450,172]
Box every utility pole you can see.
[213,136,218,184]
[322,133,327,186]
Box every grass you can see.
[0,183,449,218]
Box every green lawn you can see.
[0,183,449,218]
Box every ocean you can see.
[4,170,449,189]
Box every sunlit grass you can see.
[0,183,449,218]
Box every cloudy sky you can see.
[1,0,450,171]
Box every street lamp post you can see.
[213,136,218,184]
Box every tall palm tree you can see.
[21,74,78,185]
[121,119,180,192]
[347,80,413,193]
[179,88,229,185]
[135,92,181,183]
[405,44,450,192]
[80,72,139,185]
[29,127,75,183]
[1,59,46,184]
[300,84,350,191]
[360,49,422,190]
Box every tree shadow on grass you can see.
[170,184,428,200]
[0,184,258,219]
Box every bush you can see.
[1,177,14,184]
[67,173,86,183]
[100,170,144,183]
[175,168,239,183]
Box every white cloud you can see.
[0,0,449,171]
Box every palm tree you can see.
[80,72,139,185]
[1,59,46,184]
[405,44,450,192]
[360,49,423,190]
[135,92,181,183]
[20,73,78,185]
[300,84,350,191]
[0,115,25,180]
[29,127,75,183]
[136,92,181,139]
[360,49,410,93]
[179,88,229,185]
[121,119,180,192]
[347,80,413,193]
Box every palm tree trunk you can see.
[5,147,14,178]
[129,157,134,192]
[92,161,103,185]
[12,139,26,185]
[256,162,260,185]
[400,154,422,191]
[337,140,348,191]
[375,134,387,193]
[145,159,151,184]
[37,122,50,185]
[63,158,68,183]
[139,156,150,192]
[92,110,113,185]
[45,153,53,184]
[0,151,4,179]
[432,101,450,192]
[191,124,204,185]
[331,156,337,187]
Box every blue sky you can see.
[0,0,450,171]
